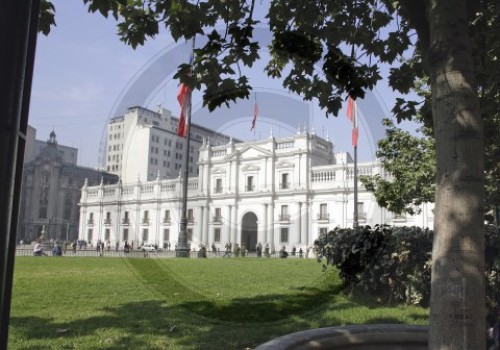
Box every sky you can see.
[29,0,415,168]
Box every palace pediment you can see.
[227,145,272,160]
[276,161,295,169]
[241,163,261,172]
[211,167,227,175]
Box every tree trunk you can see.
[427,0,485,349]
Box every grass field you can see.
[8,257,428,350]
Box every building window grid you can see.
[214,228,221,243]
[143,210,149,224]
[246,176,255,192]
[318,204,329,220]
[213,208,222,223]
[280,173,290,189]
[280,227,289,243]
[280,205,290,221]
[163,210,171,224]
[214,178,223,193]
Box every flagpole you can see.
[176,38,195,258]
[347,96,359,229]
[353,143,359,229]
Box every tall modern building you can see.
[19,130,118,243]
[79,131,434,250]
[105,106,237,183]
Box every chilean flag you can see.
[177,83,191,137]
[250,101,259,131]
[347,96,358,147]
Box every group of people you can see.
[33,240,62,256]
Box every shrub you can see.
[315,225,500,311]
[314,225,430,306]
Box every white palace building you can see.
[78,130,434,251]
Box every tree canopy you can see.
[39,0,495,348]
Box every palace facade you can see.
[78,131,434,251]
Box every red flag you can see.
[347,96,358,146]
[250,102,259,131]
[177,83,191,137]
[347,96,355,121]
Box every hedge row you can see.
[314,225,500,311]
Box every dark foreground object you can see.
[255,324,428,350]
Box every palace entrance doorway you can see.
[241,212,258,251]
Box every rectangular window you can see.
[164,210,171,223]
[88,212,94,224]
[215,178,222,193]
[105,212,111,224]
[281,173,289,189]
[357,202,366,220]
[143,210,149,224]
[319,227,328,236]
[142,228,149,242]
[214,208,222,222]
[280,227,289,243]
[280,205,289,221]
[214,228,221,243]
[187,228,193,242]
[123,228,129,242]
[319,203,328,220]
[87,228,93,242]
[187,209,194,223]
[246,176,254,192]
[123,211,129,224]
[163,228,170,242]
[105,228,110,241]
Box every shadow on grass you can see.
[9,259,428,350]
[127,259,346,324]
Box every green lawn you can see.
[8,257,428,350]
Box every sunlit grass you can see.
[9,257,428,350]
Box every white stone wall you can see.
[80,132,434,249]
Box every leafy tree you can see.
[40,0,493,348]
[360,118,435,215]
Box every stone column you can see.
[263,203,268,243]
[225,205,232,244]
[204,203,210,245]
[301,201,308,245]
[297,202,302,245]
[231,204,238,243]
[199,206,205,245]
[268,202,274,245]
